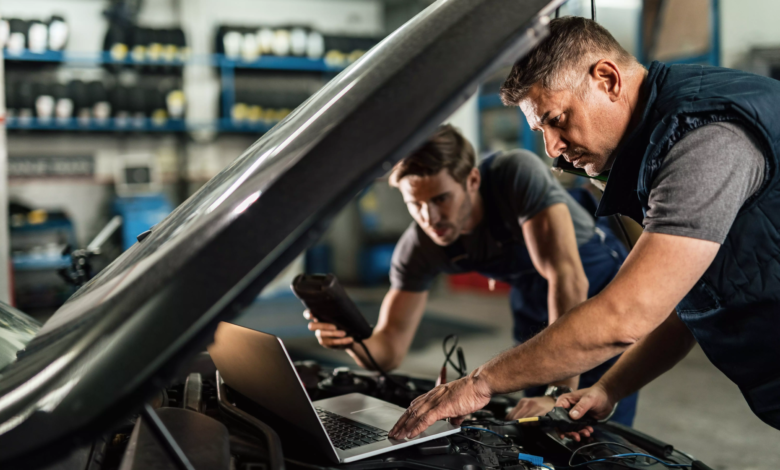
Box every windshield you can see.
[0,0,560,463]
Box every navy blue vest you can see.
[597,61,780,428]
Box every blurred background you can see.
[1,0,779,467]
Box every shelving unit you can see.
[6,117,188,132]
[4,48,347,135]
[12,252,71,271]
[3,49,189,66]
[215,53,344,134]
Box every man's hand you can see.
[505,396,556,420]
[552,383,613,441]
[556,383,616,421]
[304,309,354,349]
[389,370,492,439]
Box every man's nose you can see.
[420,204,439,226]
[543,129,567,159]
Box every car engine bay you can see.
[52,352,713,470]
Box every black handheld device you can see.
[291,273,374,341]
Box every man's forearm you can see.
[477,294,633,395]
[598,311,696,402]
[476,232,720,396]
[547,270,588,324]
[546,271,588,390]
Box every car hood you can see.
[0,0,561,463]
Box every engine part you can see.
[121,407,230,470]
[183,373,203,413]
[318,367,369,395]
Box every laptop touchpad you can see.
[349,405,404,429]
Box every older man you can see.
[390,16,780,440]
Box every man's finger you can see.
[391,389,441,438]
[569,394,595,420]
[390,401,417,437]
[556,391,585,410]
[450,416,465,426]
[315,328,347,338]
[555,394,575,409]
[303,310,312,320]
[407,410,440,439]
[327,338,354,347]
[393,400,432,438]
[390,407,414,438]
[308,321,339,332]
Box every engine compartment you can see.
[60,353,710,470]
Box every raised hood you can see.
[0,0,562,464]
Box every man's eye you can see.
[552,114,562,125]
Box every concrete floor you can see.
[253,288,780,469]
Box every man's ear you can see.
[590,59,622,102]
[467,167,481,194]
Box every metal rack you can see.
[3,49,347,135]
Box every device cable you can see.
[354,339,412,391]
[564,452,692,468]
[567,442,637,467]
[441,334,467,378]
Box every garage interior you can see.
[1,1,779,469]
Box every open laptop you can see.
[208,322,460,463]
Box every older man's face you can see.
[519,81,626,176]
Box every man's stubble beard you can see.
[583,145,617,176]
[435,190,474,246]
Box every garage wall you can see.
[720,0,780,68]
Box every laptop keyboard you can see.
[316,408,389,450]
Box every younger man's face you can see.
[398,168,479,246]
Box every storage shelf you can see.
[215,54,343,72]
[3,48,188,66]
[4,117,283,134]
[12,253,71,272]
[7,118,188,133]
[3,48,345,71]
[3,49,345,136]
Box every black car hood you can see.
[0,0,561,463]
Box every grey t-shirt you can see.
[643,122,766,243]
[390,150,596,292]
